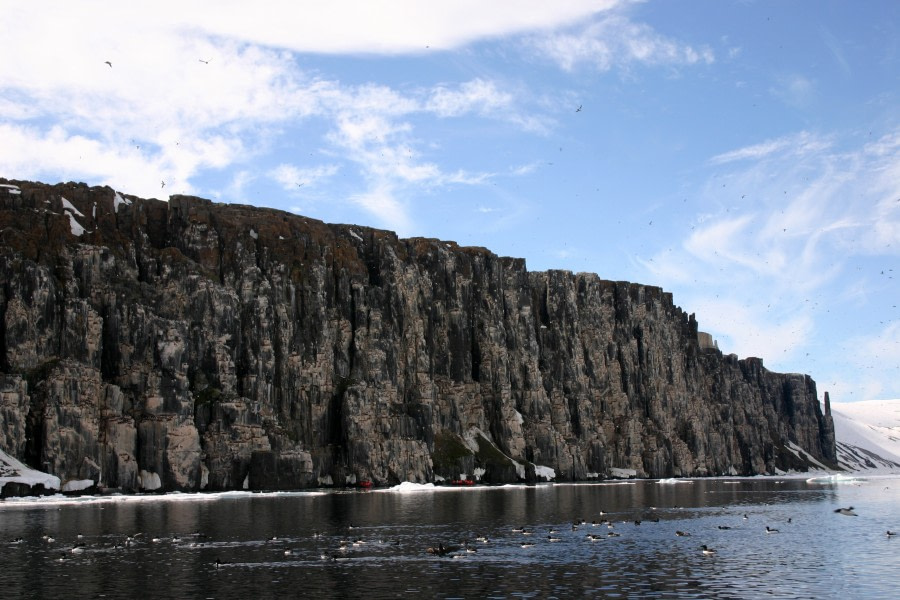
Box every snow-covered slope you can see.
[830,399,900,473]
[0,447,61,493]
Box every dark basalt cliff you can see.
[0,179,836,493]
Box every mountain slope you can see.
[831,400,900,473]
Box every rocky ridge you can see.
[0,179,836,493]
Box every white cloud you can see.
[830,323,900,401]
[428,79,514,117]
[1,3,529,219]
[531,14,714,72]
[770,74,815,108]
[709,131,832,165]
[645,127,900,382]
[349,183,413,235]
[0,0,720,229]
[179,1,622,54]
[269,163,340,190]
[689,298,814,364]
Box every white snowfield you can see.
[830,399,900,473]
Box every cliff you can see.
[0,179,836,493]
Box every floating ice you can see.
[657,478,691,484]
[806,473,865,485]
[389,482,436,493]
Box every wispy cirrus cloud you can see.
[530,13,714,72]
[709,131,833,165]
[644,127,900,389]
[269,163,341,191]
[770,74,816,108]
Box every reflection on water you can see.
[1,477,897,599]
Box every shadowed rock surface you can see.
[0,179,836,492]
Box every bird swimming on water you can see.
[701,545,716,555]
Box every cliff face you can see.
[0,180,836,492]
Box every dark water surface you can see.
[1,476,898,599]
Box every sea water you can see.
[1,476,897,599]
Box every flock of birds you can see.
[229,503,895,565]
[5,503,895,568]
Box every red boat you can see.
[450,479,475,486]
[358,480,373,489]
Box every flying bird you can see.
[835,507,858,516]
[104,61,112,68]
[161,180,166,189]
[575,104,582,112]
[199,58,211,64]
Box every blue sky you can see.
[2,1,899,401]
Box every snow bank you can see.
[62,479,96,492]
[533,465,555,481]
[609,467,637,479]
[0,447,60,493]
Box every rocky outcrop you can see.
[0,179,836,492]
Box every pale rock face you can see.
[0,180,836,492]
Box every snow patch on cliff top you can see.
[61,196,87,236]
[113,191,131,213]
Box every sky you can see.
[2,0,899,402]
